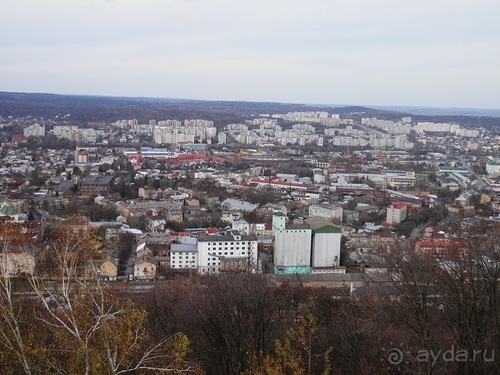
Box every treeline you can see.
[134,222,500,375]
[1,221,499,374]
[0,92,414,127]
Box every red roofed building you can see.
[76,150,89,164]
[12,134,28,143]
[415,234,466,259]
[206,227,219,236]
[163,153,209,164]
[386,202,408,224]
[129,151,143,164]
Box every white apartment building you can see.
[52,125,79,142]
[197,233,258,275]
[23,123,45,137]
[170,242,198,270]
[153,127,196,144]
[80,128,100,144]
[486,161,500,175]
[169,232,258,275]
[415,122,460,134]
[308,204,343,222]
[386,203,408,225]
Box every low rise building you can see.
[80,175,113,196]
[308,204,343,222]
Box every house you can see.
[138,187,161,200]
[232,219,250,235]
[0,204,20,222]
[0,251,36,275]
[53,180,77,196]
[136,242,153,258]
[99,258,119,279]
[145,218,166,233]
[221,198,258,212]
[165,209,183,222]
[348,231,396,253]
[134,256,158,280]
[342,209,359,224]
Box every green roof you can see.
[0,204,18,216]
[305,217,342,233]
[315,225,341,234]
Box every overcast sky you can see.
[1,0,499,108]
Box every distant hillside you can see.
[1,91,498,129]
[372,105,500,118]
[0,91,406,126]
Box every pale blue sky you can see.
[1,0,499,108]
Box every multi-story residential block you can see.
[386,202,408,224]
[170,239,198,271]
[486,160,500,175]
[415,233,466,259]
[197,232,258,275]
[80,175,113,196]
[308,204,343,222]
[153,127,196,144]
[52,125,79,142]
[169,232,258,275]
[23,123,45,137]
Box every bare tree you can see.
[0,223,202,374]
[0,222,34,375]
[378,221,500,374]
